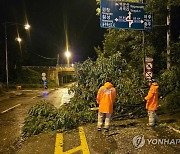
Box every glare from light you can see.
[24,24,30,30]
[65,51,71,58]
[15,37,22,42]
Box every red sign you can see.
[145,57,153,80]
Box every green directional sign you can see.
[100,0,152,30]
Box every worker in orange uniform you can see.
[144,79,159,126]
[96,78,116,132]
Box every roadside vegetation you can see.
[1,67,56,89]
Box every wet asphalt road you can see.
[0,87,180,154]
[0,88,68,153]
[17,114,180,154]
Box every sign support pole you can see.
[142,30,146,79]
[141,0,146,80]
[5,22,9,91]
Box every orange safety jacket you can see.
[96,82,116,114]
[145,82,159,111]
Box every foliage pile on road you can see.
[23,101,57,136]
[70,51,147,117]
[23,100,97,137]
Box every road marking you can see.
[79,126,90,154]
[1,104,21,114]
[54,126,90,154]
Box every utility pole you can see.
[141,0,146,79]
[142,30,145,78]
[3,22,30,90]
[5,22,9,90]
[167,0,171,70]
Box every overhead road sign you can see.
[100,0,152,30]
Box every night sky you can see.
[0,0,105,65]
[0,0,179,66]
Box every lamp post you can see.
[4,22,8,90]
[4,22,30,90]
[15,37,22,43]
[65,50,71,67]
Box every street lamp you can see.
[4,22,30,90]
[24,24,30,30]
[65,50,71,67]
[15,37,22,43]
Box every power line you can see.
[29,50,57,60]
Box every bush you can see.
[160,90,180,113]
[158,66,180,97]
[15,68,41,84]
[158,66,180,113]
[10,67,57,88]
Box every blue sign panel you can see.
[100,0,152,30]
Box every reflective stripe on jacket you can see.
[96,82,116,114]
[145,82,159,111]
